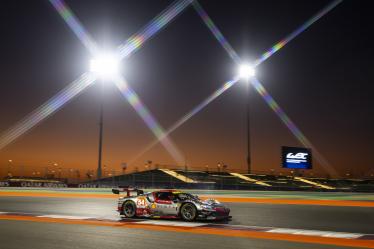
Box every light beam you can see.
[254,0,343,66]
[250,77,337,176]
[118,0,194,60]
[49,0,98,54]
[129,77,240,164]
[42,0,191,162]
[132,0,341,174]
[0,73,96,150]
[192,1,241,64]
[114,76,185,165]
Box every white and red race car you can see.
[112,187,231,221]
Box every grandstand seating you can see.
[94,169,187,188]
[90,169,374,192]
[173,170,261,189]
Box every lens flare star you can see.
[3,0,344,176]
[47,0,193,163]
[130,0,341,174]
[1,0,194,164]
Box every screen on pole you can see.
[282,146,312,169]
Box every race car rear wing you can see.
[112,187,144,197]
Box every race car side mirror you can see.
[112,189,120,194]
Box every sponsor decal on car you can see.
[136,197,147,207]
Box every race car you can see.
[112,187,231,221]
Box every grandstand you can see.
[1,168,372,192]
[90,168,374,192]
[307,177,374,192]
[89,169,212,189]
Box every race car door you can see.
[153,192,178,216]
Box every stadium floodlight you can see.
[90,51,122,181]
[90,52,121,80]
[238,64,255,79]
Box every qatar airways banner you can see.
[282,146,312,169]
[0,181,10,187]
[0,181,102,188]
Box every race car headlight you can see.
[205,198,220,205]
[201,205,215,211]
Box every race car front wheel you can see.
[123,201,136,218]
[180,203,197,221]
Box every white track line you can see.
[266,228,363,239]
[37,215,96,220]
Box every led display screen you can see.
[282,146,312,169]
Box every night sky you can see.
[1,0,373,178]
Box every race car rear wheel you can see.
[180,203,197,221]
[123,201,136,218]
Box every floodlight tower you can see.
[90,52,120,180]
[238,64,255,174]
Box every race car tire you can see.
[180,203,197,221]
[123,201,136,218]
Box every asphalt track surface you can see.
[0,195,373,249]
[0,196,373,234]
[0,220,350,249]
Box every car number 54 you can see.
[137,198,146,207]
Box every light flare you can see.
[90,52,121,80]
[250,77,337,176]
[114,76,185,165]
[45,0,191,161]
[0,73,96,150]
[192,1,241,64]
[239,64,255,79]
[254,0,343,66]
[129,77,240,164]
[118,0,194,59]
[49,0,98,54]
[127,0,341,175]
[188,0,339,174]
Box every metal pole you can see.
[151,171,154,189]
[97,82,104,180]
[246,79,251,174]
